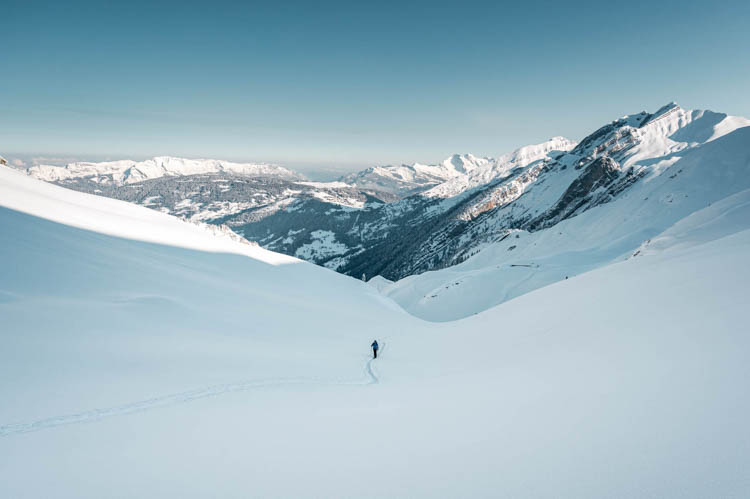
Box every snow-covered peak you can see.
[612,102,681,129]
[639,103,748,143]
[441,153,492,174]
[341,142,573,198]
[571,102,749,168]
[340,155,486,196]
[643,101,680,122]
[500,136,575,165]
[26,156,303,185]
[424,136,577,198]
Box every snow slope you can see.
[26,156,302,185]
[1,165,750,497]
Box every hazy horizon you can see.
[1,152,376,180]
[3,99,745,180]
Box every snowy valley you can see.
[6,0,750,494]
[2,128,750,495]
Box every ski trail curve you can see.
[1,358,380,437]
[365,358,378,385]
[365,339,386,384]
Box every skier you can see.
[371,340,379,359]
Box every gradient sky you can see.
[2,0,749,175]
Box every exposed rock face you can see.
[529,156,622,230]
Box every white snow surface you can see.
[1,166,750,497]
[0,166,294,264]
[26,156,301,185]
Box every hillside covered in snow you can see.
[2,161,750,497]
[244,103,750,284]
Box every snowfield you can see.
[1,165,750,497]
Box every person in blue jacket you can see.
[371,340,379,359]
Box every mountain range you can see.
[14,102,750,318]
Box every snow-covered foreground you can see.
[1,166,749,497]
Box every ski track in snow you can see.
[0,358,380,437]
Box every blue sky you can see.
[2,0,749,175]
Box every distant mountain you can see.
[339,153,494,196]
[20,156,402,225]
[26,156,303,185]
